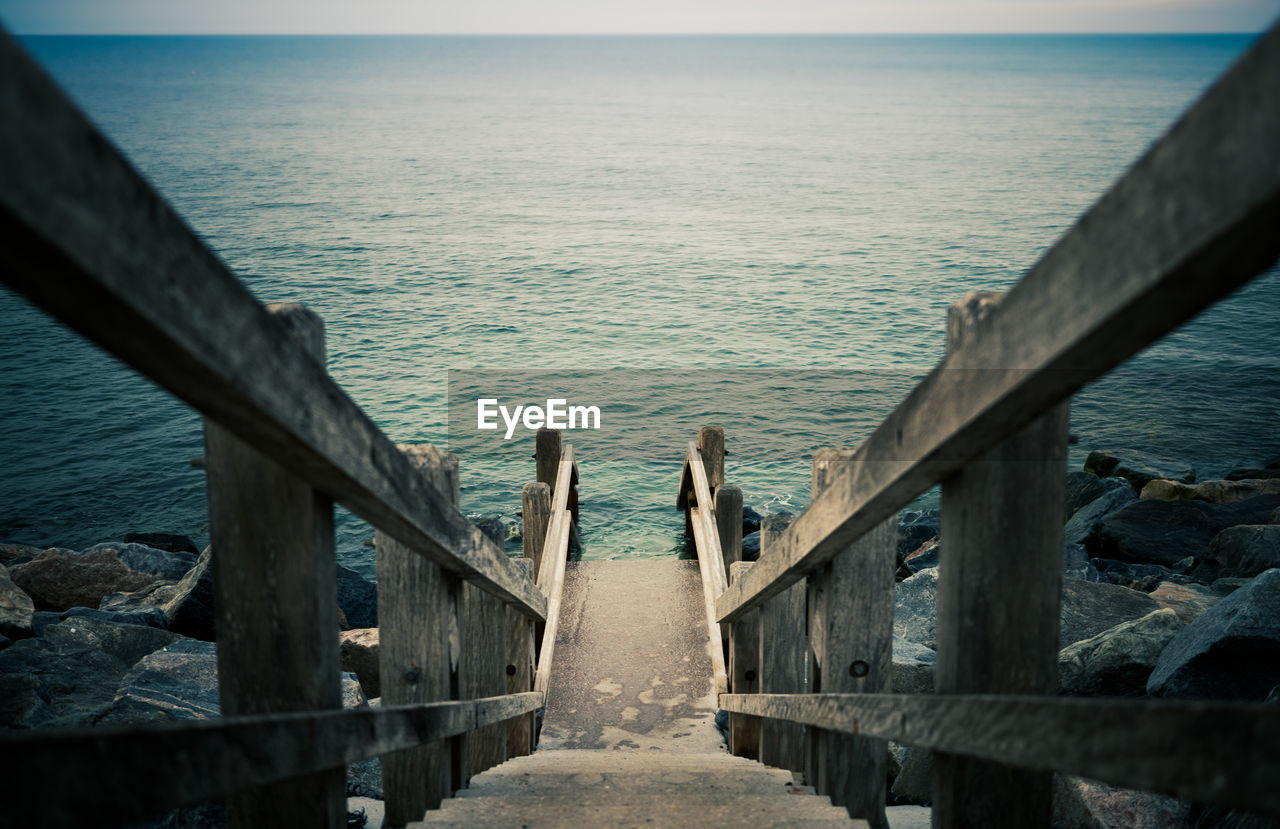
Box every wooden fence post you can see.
[714,484,743,576]
[698,425,725,494]
[376,445,461,826]
[513,482,550,755]
[810,449,895,828]
[728,561,761,759]
[536,428,562,494]
[758,512,806,775]
[933,292,1068,828]
[523,482,552,576]
[204,303,345,829]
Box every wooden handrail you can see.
[720,693,1280,818]
[684,442,729,695]
[536,445,576,591]
[1,693,543,829]
[0,31,544,621]
[717,19,1280,623]
[533,509,572,696]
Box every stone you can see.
[1060,580,1162,649]
[742,505,763,537]
[0,637,129,729]
[31,605,170,636]
[1194,479,1280,504]
[1091,559,1177,591]
[903,537,940,574]
[472,515,510,547]
[99,546,216,641]
[898,509,940,557]
[891,638,935,695]
[893,567,939,649]
[1058,609,1183,696]
[96,639,222,725]
[1139,479,1197,501]
[1148,568,1280,700]
[0,543,44,563]
[340,627,380,698]
[0,563,35,639]
[83,542,198,581]
[1054,774,1191,829]
[1084,449,1195,490]
[1212,577,1251,595]
[1192,525,1280,582]
[1091,495,1280,567]
[1063,543,1100,582]
[342,672,369,708]
[346,758,384,800]
[41,617,182,668]
[1064,487,1137,547]
[890,745,932,805]
[0,634,9,652]
[9,547,157,611]
[1150,581,1220,624]
[1066,472,1129,519]
[336,564,378,629]
[741,531,761,561]
[122,533,200,555]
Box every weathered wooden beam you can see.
[699,426,725,493]
[689,507,730,696]
[0,31,544,620]
[932,293,1069,829]
[714,484,743,573]
[758,514,805,775]
[533,511,572,697]
[535,428,562,495]
[686,442,728,597]
[535,447,575,592]
[521,482,552,575]
[728,562,761,760]
[462,582,510,780]
[809,449,895,828]
[377,446,460,825]
[716,20,1280,623]
[718,693,1280,818]
[1,694,544,829]
[203,304,344,829]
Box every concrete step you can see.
[412,796,867,828]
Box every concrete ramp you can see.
[537,560,723,752]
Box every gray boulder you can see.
[898,509,940,556]
[41,617,181,668]
[1065,472,1129,520]
[122,533,199,554]
[1054,774,1190,829]
[31,605,170,636]
[100,546,215,641]
[741,531,761,561]
[1149,581,1221,625]
[1192,525,1280,582]
[84,542,197,580]
[1063,543,1100,582]
[1091,558,1178,591]
[903,538,940,574]
[337,565,378,629]
[1147,568,1280,700]
[0,638,128,728]
[9,547,157,612]
[892,638,935,695]
[1058,609,1183,696]
[742,505,763,537]
[1064,487,1137,547]
[1060,580,1161,649]
[1091,495,1280,567]
[96,639,222,725]
[890,746,932,804]
[472,515,515,548]
[339,627,380,699]
[0,563,34,639]
[1084,449,1195,490]
[894,567,939,649]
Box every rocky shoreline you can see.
[2,450,1278,828]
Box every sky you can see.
[1,0,1278,35]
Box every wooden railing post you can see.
[728,561,761,759]
[535,428,562,494]
[714,484,743,575]
[698,425,725,494]
[758,513,806,775]
[377,446,461,826]
[203,303,345,829]
[933,292,1069,828]
[511,482,550,756]
[810,449,895,828]
[522,482,552,576]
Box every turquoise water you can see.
[2,35,1277,577]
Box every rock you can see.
[83,542,198,581]
[342,672,369,708]
[1139,479,1197,501]
[0,634,9,652]
[0,543,44,563]
[1091,559,1178,591]
[742,506,763,537]
[347,758,384,800]
[1060,580,1161,649]
[31,605,170,636]
[1194,479,1280,504]
[898,509,940,557]
[9,547,157,612]
[894,567,939,649]
[0,637,130,728]
[472,515,509,547]
[41,617,182,667]
[1091,495,1280,567]
[1054,774,1191,829]
[1212,577,1251,595]
[903,537,940,574]
[1064,487,1137,547]
[1192,525,1280,582]
[340,628,380,698]
[96,639,222,725]
[890,746,932,804]
[1063,543,1100,582]
[1084,449,1195,490]
[892,638,935,695]
[741,531,761,561]
[336,564,378,629]
[122,533,200,555]
[1058,609,1183,696]
[1147,568,1280,700]
[100,546,216,641]
[0,563,35,639]
[1066,472,1129,519]
[1150,581,1220,624]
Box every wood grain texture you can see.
[728,561,761,760]
[203,304,344,829]
[0,695,543,829]
[461,582,510,780]
[758,513,805,774]
[535,448,575,592]
[686,443,728,598]
[535,429,562,495]
[719,693,1280,818]
[689,507,730,696]
[932,294,1070,828]
[714,485,743,573]
[699,426,725,492]
[377,445,461,825]
[533,511,572,696]
[0,31,544,619]
[711,21,1280,623]
[521,482,551,575]
[809,449,895,828]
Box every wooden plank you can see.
[0,694,543,829]
[377,445,460,825]
[686,443,728,597]
[535,447,575,592]
[714,484,743,572]
[203,304,344,829]
[462,583,509,780]
[809,449,895,828]
[933,293,1069,828]
[728,561,761,760]
[713,22,1280,623]
[0,32,545,620]
[758,513,805,774]
[699,425,725,492]
[689,507,729,696]
[719,693,1280,818]
[505,600,536,758]
[536,428,562,494]
[521,482,552,575]
[533,511,572,696]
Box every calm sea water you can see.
[2,35,1277,577]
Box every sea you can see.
[2,34,1277,578]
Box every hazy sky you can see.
[2,0,1278,34]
